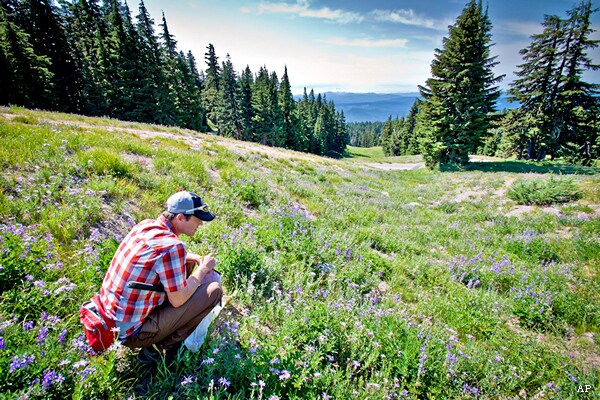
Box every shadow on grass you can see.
[440,160,600,175]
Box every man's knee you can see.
[207,282,223,305]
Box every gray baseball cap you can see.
[166,191,215,222]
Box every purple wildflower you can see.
[565,370,578,383]
[181,375,195,386]
[23,321,34,331]
[0,336,5,349]
[79,366,96,380]
[37,327,49,346]
[279,370,291,380]
[219,377,231,388]
[42,369,64,390]
[58,329,67,345]
[9,354,35,372]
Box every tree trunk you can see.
[527,137,536,160]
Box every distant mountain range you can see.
[305,92,518,123]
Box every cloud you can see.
[496,20,544,37]
[257,1,363,24]
[321,37,409,48]
[370,9,447,31]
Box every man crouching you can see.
[99,190,222,365]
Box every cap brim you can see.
[194,211,215,222]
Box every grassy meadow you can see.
[0,106,599,399]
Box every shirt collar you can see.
[158,215,178,236]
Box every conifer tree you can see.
[508,0,599,163]
[404,99,422,155]
[59,0,109,116]
[419,0,503,167]
[380,116,394,156]
[219,54,241,138]
[0,2,53,108]
[279,66,299,149]
[202,43,221,127]
[134,0,171,124]
[16,0,81,111]
[237,65,255,141]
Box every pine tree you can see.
[0,2,53,108]
[237,65,255,141]
[380,116,394,156]
[508,0,599,163]
[279,66,300,149]
[404,99,422,155]
[418,0,503,167]
[219,54,241,138]
[202,43,221,128]
[102,0,145,121]
[134,0,171,124]
[16,0,82,112]
[59,0,110,116]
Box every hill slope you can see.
[0,107,598,399]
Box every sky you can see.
[130,0,600,94]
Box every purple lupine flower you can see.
[279,370,291,380]
[23,321,34,331]
[37,327,49,346]
[42,369,64,390]
[565,370,578,383]
[79,366,96,380]
[0,336,6,349]
[9,354,35,372]
[58,329,67,345]
[181,375,195,386]
[218,377,231,388]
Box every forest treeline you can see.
[0,0,348,157]
[375,0,598,166]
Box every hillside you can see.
[0,107,599,399]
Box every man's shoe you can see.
[136,345,162,366]
[164,342,183,364]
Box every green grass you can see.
[0,108,599,399]
[344,145,385,159]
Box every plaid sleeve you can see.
[154,242,187,293]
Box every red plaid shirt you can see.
[99,215,187,337]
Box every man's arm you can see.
[167,253,216,308]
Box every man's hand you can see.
[169,252,217,308]
[194,253,216,279]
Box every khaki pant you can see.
[123,264,222,350]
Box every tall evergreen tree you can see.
[17,0,81,111]
[59,0,109,116]
[237,65,255,141]
[202,43,221,128]
[279,66,300,149]
[219,54,241,138]
[404,99,422,155]
[134,0,171,124]
[0,2,53,108]
[419,0,503,167]
[508,0,599,163]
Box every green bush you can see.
[507,176,582,205]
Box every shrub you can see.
[507,176,582,206]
